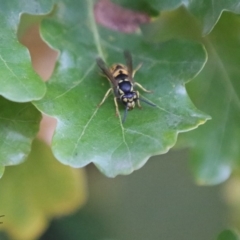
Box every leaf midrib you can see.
[86,0,133,169]
[0,54,31,97]
[88,0,104,59]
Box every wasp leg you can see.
[98,88,112,107]
[114,96,120,117]
[136,91,142,109]
[132,63,143,78]
[135,82,152,93]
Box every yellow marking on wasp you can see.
[110,64,128,78]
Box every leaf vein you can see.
[0,54,31,96]
[119,119,133,172]
[88,0,104,58]
[70,107,99,160]
[54,63,95,100]
[126,129,161,145]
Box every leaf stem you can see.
[87,0,104,59]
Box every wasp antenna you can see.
[122,106,128,123]
[139,97,156,107]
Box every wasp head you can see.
[121,92,137,110]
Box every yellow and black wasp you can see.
[96,50,156,123]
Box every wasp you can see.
[96,51,155,123]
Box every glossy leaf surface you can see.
[113,0,240,34]
[0,1,53,102]
[0,97,41,177]
[35,1,209,177]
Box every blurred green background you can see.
[41,150,227,240]
[0,149,227,240]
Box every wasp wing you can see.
[124,50,133,83]
[96,57,117,88]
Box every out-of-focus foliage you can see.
[0,140,87,240]
[142,7,240,185]
[217,229,240,240]
[0,97,41,177]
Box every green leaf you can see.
[217,230,240,240]
[186,12,240,185]
[0,139,87,240]
[142,7,240,184]
[112,0,182,16]
[0,165,4,178]
[35,1,209,177]
[0,96,41,176]
[113,0,240,34]
[0,0,53,102]
[188,0,240,34]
